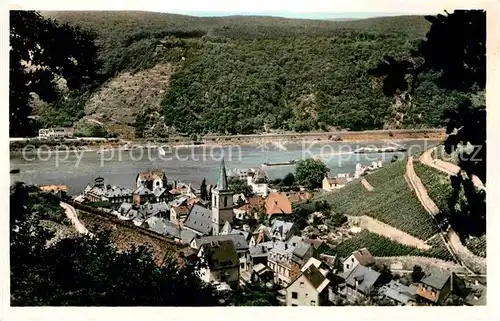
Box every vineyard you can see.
[464,235,487,258]
[328,230,454,261]
[413,162,487,258]
[413,162,454,211]
[324,160,439,239]
[426,236,455,261]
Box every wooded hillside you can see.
[37,11,472,137]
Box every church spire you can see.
[218,157,229,190]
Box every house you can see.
[82,177,133,207]
[251,263,274,284]
[416,268,464,305]
[266,236,308,287]
[136,169,168,190]
[170,205,190,225]
[270,219,298,241]
[248,225,272,246]
[265,192,293,217]
[142,216,197,244]
[246,170,269,197]
[379,280,418,306]
[219,221,250,241]
[38,127,74,138]
[338,265,381,302]
[289,241,314,281]
[248,243,270,271]
[233,196,265,219]
[197,240,240,289]
[190,233,249,271]
[286,262,330,306]
[342,248,375,272]
[152,187,171,203]
[303,238,331,255]
[464,281,487,306]
[319,253,341,271]
[115,202,167,226]
[183,203,213,235]
[232,193,247,205]
[133,185,158,205]
[322,176,348,192]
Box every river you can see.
[9,139,437,195]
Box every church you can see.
[183,158,235,236]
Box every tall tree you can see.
[200,178,208,201]
[295,158,330,190]
[9,10,100,137]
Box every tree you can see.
[295,158,330,190]
[411,265,425,282]
[374,264,393,285]
[10,183,222,306]
[282,173,295,186]
[200,178,208,201]
[369,10,485,97]
[9,11,101,137]
[228,177,254,197]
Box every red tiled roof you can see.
[139,169,165,181]
[265,192,292,215]
[352,248,375,266]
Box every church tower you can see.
[211,158,234,235]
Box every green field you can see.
[329,230,454,261]
[323,160,439,239]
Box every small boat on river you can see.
[261,160,297,167]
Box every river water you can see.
[10,140,437,195]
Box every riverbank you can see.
[10,128,446,154]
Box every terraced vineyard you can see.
[464,235,487,258]
[413,162,487,258]
[329,230,454,261]
[426,236,455,261]
[413,162,454,211]
[324,160,439,239]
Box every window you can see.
[310,300,316,306]
[240,263,245,269]
[291,304,298,306]
[292,292,298,299]
[351,258,354,262]
[305,293,309,298]
[300,282,305,288]
[224,197,228,207]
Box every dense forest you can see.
[36,11,472,137]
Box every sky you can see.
[10,0,487,19]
